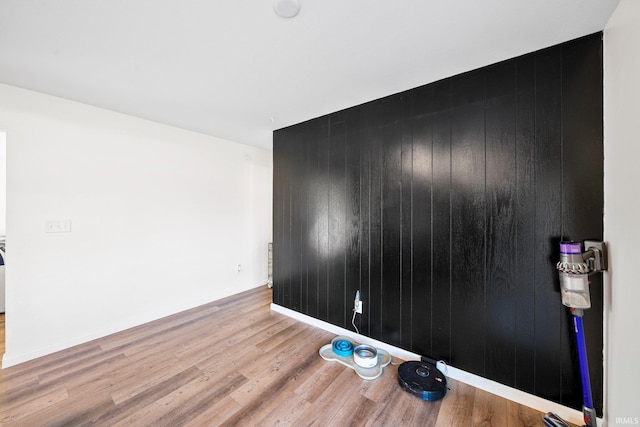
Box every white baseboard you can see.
[271,303,602,427]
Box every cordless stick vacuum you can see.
[545,241,607,427]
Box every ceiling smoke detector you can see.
[273,0,300,18]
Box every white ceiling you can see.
[0,0,620,151]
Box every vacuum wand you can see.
[555,240,607,427]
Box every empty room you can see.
[0,0,638,426]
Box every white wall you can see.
[0,130,5,236]
[0,84,272,367]
[604,1,640,425]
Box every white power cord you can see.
[351,309,360,335]
[436,360,448,375]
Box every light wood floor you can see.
[0,287,550,426]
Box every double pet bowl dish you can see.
[332,339,378,368]
[319,336,392,380]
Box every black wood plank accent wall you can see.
[273,33,603,414]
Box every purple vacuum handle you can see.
[560,241,582,255]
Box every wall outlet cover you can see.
[355,300,363,314]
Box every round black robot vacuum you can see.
[397,360,447,401]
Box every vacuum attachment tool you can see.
[542,412,572,427]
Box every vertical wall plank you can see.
[365,102,384,340]
[380,95,403,346]
[513,53,537,395]
[450,71,487,375]
[303,120,318,317]
[533,45,565,405]
[284,133,293,309]
[484,60,518,386]
[431,80,453,362]
[275,127,295,308]
[358,109,371,336]
[409,112,434,356]
[400,95,415,350]
[345,109,362,334]
[327,117,347,327]
[272,135,282,306]
[290,125,304,312]
[317,118,330,322]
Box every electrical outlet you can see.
[355,300,363,314]
[354,290,362,314]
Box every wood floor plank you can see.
[0,385,70,425]
[99,366,205,425]
[323,393,379,427]
[365,373,442,427]
[291,367,364,426]
[435,379,477,426]
[294,361,346,403]
[254,319,310,352]
[358,361,401,403]
[113,371,247,427]
[0,285,551,426]
[0,344,104,382]
[506,398,550,426]
[231,360,301,408]
[172,311,286,365]
[102,288,266,356]
[182,395,244,427]
[0,375,44,406]
[12,392,116,427]
[108,355,195,405]
[38,352,128,386]
[195,342,265,376]
[256,392,311,427]
[222,349,327,426]
[472,387,509,426]
[235,325,330,381]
